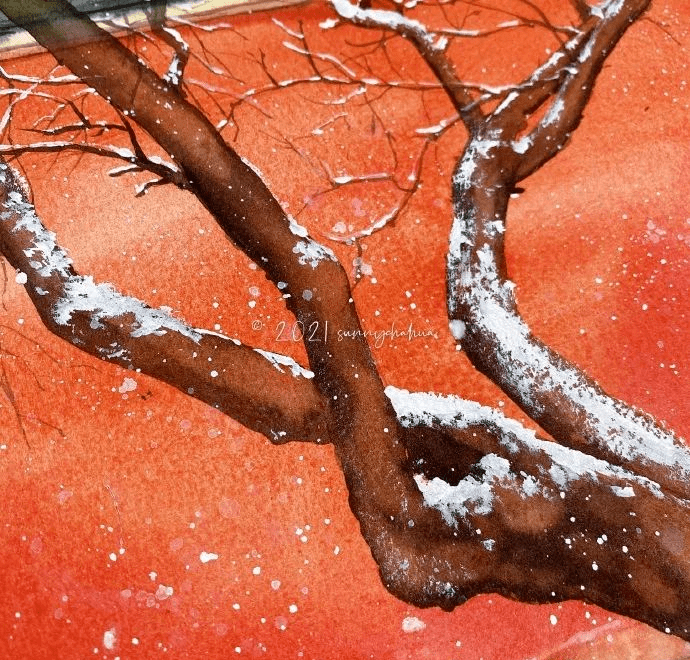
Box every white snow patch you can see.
[319,17,339,29]
[292,239,336,268]
[611,485,635,498]
[453,138,501,184]
[53,276,202,342]
[414,453,512,524]
[288,215,309,238]
[415,115,457,135]
[331,0,434,43]
[543,98,565,126]
[254,349,315,379]
[449,319,466,340]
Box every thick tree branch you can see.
[0,161,327,444]
[444,0,690,504]
[387,387,690,638]
[446,130,690,500]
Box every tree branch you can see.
[329,0,485,131]
[387,387,690,637]
[445,0,689,501]
[144,0,190,89]
[512,0,652,179]
[0,160,327,444]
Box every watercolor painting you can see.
[0,0,689,658]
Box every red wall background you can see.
[0,1,689,658]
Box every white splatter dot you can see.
[402,616,426,633]
[200,551,219,563]
[155,584,173,600]
[103,628,116,650]
[118,377,137,393]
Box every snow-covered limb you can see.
[483,0,652,180]
[447,211,690,499]
[378,386,690,636]
[415,114,459,135]
[327,206,398,244]
[440,0,677,498]
[329,0,575,41]
[330,0,437,40]
[0,66,79,86]
[388,386,669,510]
[0,160,327,444]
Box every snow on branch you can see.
[447,210,690,500]
[0,66,79,86]
[443,0,680,503]
[388,386,669,504]
[483,0,652,179]
[0,161,326,444]
[323,139,435,247]
[144,1,190,88]
[382,386,690,635]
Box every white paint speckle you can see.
[118,377,137,394]
[103,629,116,650]
[199,551,219,563]
[402,616,426,633]
[449,319,466,341]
